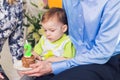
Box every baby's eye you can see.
[50,30,55,32]
[44,29,47,32]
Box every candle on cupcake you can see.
[24,40,32,57]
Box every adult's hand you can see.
[20,61,52,77]
[0,73,4,79]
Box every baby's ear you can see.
[62,24,68,33]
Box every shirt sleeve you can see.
[52,0,120,75]
[63,40,75,58]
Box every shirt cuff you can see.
[51,60,69,75]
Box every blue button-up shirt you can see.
[52,0,120,74]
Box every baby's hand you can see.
[32,51,42,61]
[35,55,42,61]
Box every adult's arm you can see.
[52,0,120,74]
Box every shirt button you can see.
[79,14,82,17]
[79,28,82,32]
[89,0,94,1]
[73,4,76,7]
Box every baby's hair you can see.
[41,7,68,25]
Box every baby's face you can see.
[42,17,66,42]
